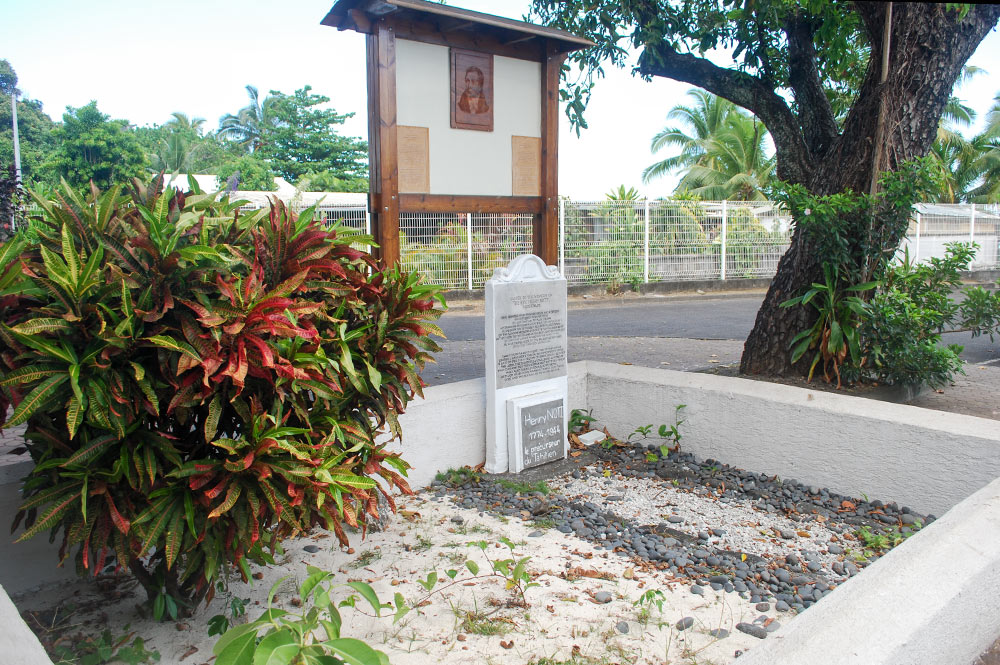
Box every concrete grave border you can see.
[2,361,999,664]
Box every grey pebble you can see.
[676,617,695,631]
[303,545,320,553]
[450,516,464,525]
[616,621,629,634]
[766,621,782,633]
[755,602,770,612]
[775,600,791,612]
[690,585,704,596]
[667,515,685,524]
[736,622,768,639]
[708,628,730,639]
[594,591,613,604]
[528,530,543,538]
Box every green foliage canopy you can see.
[44,102,147,190]
[215,154,278,191]
[256,86,368,186]
[219,85,368,190]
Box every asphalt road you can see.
[436,292,999,365]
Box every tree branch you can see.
[784,17,840,156]
[636,43,814,185]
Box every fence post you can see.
[559,198,566,277]
[914,211,921,263]
[720,200,728,281]
[643,199,650,283]
[969,202,976,245]
[365,208,371,237]
[466,213,474,291]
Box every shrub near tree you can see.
[0,176,443,617]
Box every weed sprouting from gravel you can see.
[349,550,382,569]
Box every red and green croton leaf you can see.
[0,179,444,612]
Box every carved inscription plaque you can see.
[493,280,567,389]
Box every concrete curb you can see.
[0,584,52,664]
[734,474,1000,665]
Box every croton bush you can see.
[0,176,443,616]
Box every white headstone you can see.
[485,255,568,473]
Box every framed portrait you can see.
[450,48,494,132]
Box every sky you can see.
[3,0,1000,199]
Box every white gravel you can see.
[550,466,853,584]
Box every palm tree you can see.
[149,133,192,173]
[164,112,206,136]
[218,85,279,152]
[642,89,738,183]
[965,92,1000,203]
[643,90,775,200]
[676,113,775,201]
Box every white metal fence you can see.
[560,199,792,286]
[23,199,1000,289]
[900,203,1000,269]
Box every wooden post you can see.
[368,21,400,267]
[535,41,564,267]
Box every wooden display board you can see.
[321,0,593,267]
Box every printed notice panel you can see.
[520,398,564,469]
[398,125,430,193]
[493,279,567,389]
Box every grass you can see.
[348,550,382,569]
[853,523,920,559]
[531,517,558,530]
[495,479,550,495]
[435,467,481,485]
[453,523,492,535]
[457,610,511,636]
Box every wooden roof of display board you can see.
[322,0,594,57]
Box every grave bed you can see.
[2,362,999,664]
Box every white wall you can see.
[583,362,1000,516]
[395,39,541,196]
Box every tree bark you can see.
[739,3,1000,376]
[621,1,1000,376]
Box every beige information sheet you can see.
[398,126,430,193]
[511,135,541,196]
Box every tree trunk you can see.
[740,3,1000,376]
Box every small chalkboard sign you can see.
[520,398,564,469]
[506,391,567,473]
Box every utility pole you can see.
[10,91,21,231]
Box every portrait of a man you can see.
[458,66,490,114]
[451,49,493,131]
